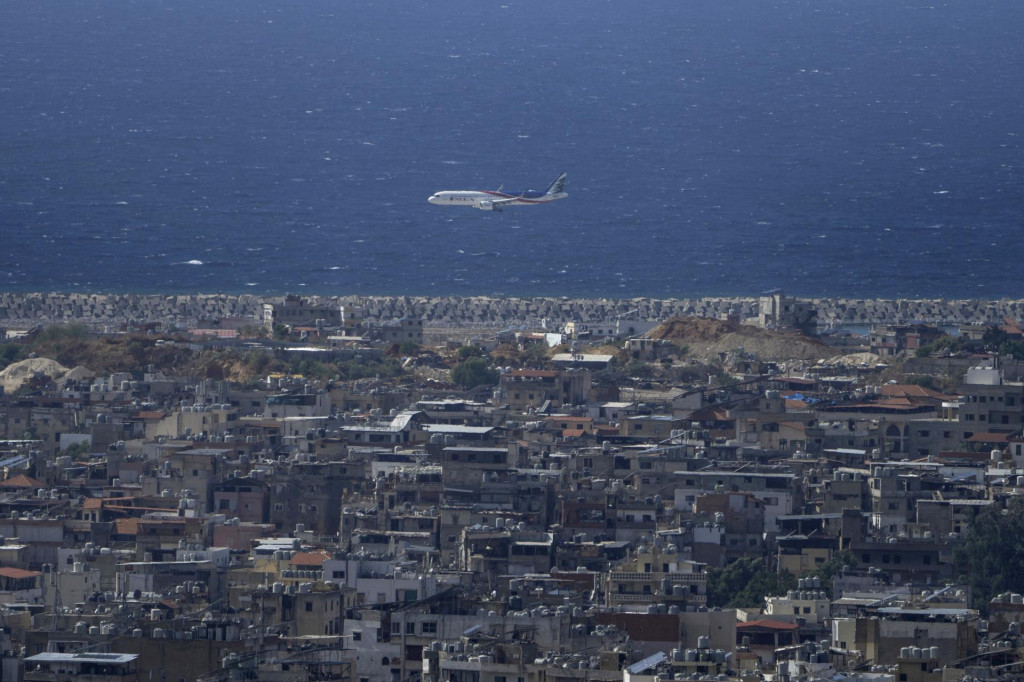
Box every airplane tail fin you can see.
[545,172,567,196]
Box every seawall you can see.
[0,292,1022,331]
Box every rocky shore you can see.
[1,292,1022,331]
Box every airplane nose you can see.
[427,194,437,204]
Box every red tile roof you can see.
[290,550,331,567]
[967,432,1014,443]
[0,474,46,489]
[0,567,40,579]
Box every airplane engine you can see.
[477,201,498,211]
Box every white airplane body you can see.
[428,172,567,211]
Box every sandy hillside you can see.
[649,317,838,363]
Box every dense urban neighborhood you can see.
[3,293,1024,681]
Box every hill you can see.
[649,317,837,363]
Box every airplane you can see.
[427,172,567,211]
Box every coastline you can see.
[1,291,1021,332]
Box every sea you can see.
[1,0,1022,301]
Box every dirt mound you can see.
[650,317,837,363]
[0,357,69,393]
[650,317,747,343]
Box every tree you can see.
[706,557,796,609]
[33,322,89,344]
[804,550,857,598]
[626,358,653,379]
[62,440,92,458]
[205,360,225,380]
[239,324,268,340]
[0,343,24,371]
[451,357,499,389]
[999,339,1024,361]
[953,497,1024,614]
[456,345,487,361]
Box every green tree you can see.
[33,322,89,344]
[915,334,985,358]
[803,550,857,598]
[954,497,1024,614]
[999,339,1024,361]
[456,345,487,361]
[337,356,403,381]
[626,358,653,379]
[706,557,796,609]
[62,440,92,458]
[399,341,421,356]
[451,357,499,389]
[239,324,269,340]
[243,349,273,376]
[0,343,24,371]
[982,326,1009,348]
[518,342,551,369]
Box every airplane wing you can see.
[489,197,521,207]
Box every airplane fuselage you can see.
[427,189,566,211]
[428,174,568,211]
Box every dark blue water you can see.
[1,0,1022,299]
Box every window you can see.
[305,603,313,612]
[406,622,415,634]
[422,621,437,634]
